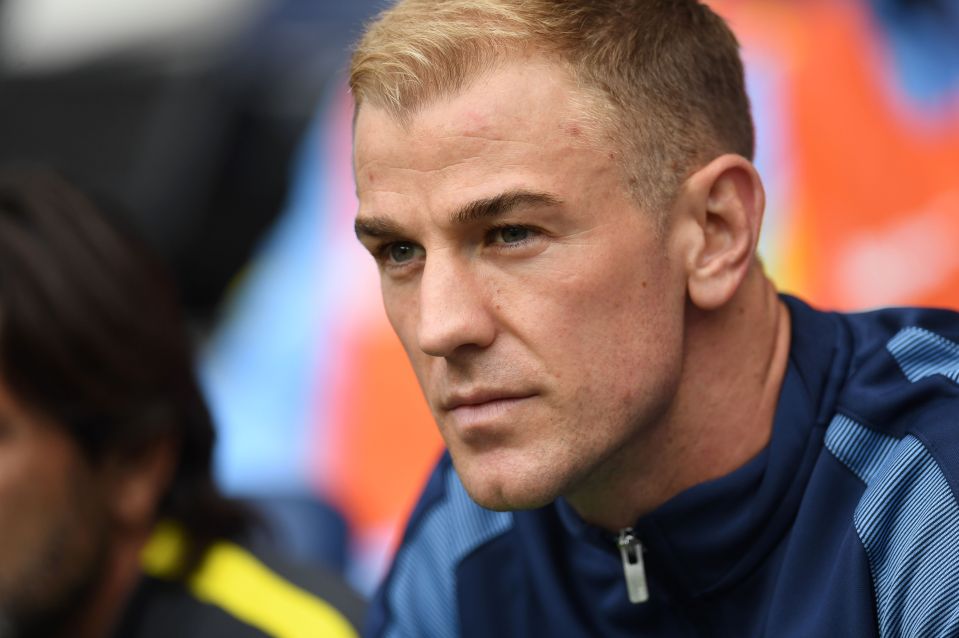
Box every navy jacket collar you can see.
[556,295,852,598]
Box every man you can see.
[349,1,959,636]
[0,169,364,637]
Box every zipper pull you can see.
[617,527,649,604]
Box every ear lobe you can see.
[685,154,764,310]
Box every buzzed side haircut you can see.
[350,0,754,216]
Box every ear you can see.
[102,436,177,531]
[681,154,765,310]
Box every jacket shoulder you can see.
[366,453,513,637]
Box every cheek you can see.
[0,452,51,535]
[381,288,437,392]
[527,250,684,394]
[382,285,418,349]
[383,290,420,352]
[0,449,70,596]
[0,441,76,529]
[383,287,414,331]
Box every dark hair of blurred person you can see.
[0,168,363,638]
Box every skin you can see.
[354,55,791,531]
[0,378,172,638]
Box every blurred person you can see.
[350,0,959,636]
[0,168,364,638]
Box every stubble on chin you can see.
[450,443,587,513]
[0,501,111,638]
[1,536,109,638]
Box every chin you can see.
[453,456,568,512]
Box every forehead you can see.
[353,58,607,202]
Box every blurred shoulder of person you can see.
[0,167,364,638]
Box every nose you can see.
[417,255,496,358]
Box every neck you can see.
[567,264,791,530]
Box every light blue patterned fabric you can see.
[824,414,900,485]
[385,467,512,638]
[887,327,959,384]
[856,436,959,637]
[827,414,959,637]
[822,326,959,637]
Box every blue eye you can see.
[388,242,418,263]
[498,226,530,243]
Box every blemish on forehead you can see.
[462,110,490,132]
[465,109,485,123]
[565,123,582,137]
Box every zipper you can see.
[617,527,649,604]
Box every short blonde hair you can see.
[350,0,754,214]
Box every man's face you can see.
[354,58,690,511]
[0,379,109,637]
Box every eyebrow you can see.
[354,189,562,241]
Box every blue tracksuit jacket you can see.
[366,295,959,637]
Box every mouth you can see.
[442,391,537,430]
